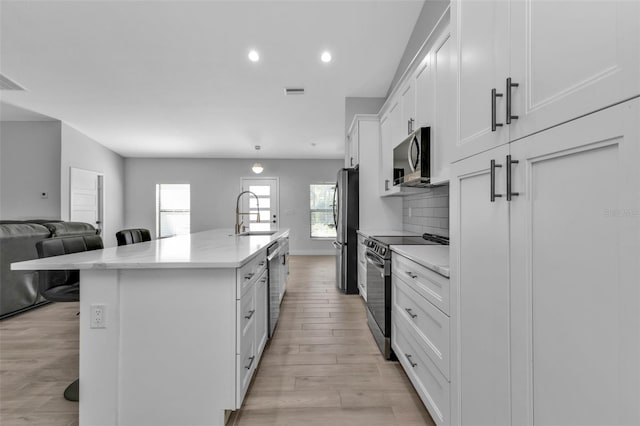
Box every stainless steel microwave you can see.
[392,127,431,187]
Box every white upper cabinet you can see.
[508,0,640,141]
[379,111,394,194]
[415,54,434,130]
[452,0,510,162]
[400,80,416,138]
[452,0,640,162]
[432,30,455,184]
[345,122,359,168]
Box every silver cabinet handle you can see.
[245,355,255,370]
[491,88,504,131]
[490,159,503,202]
[244,272,255,280]
[245,309,255,320]
[385,179,390,191]
[405,271,418,279]
[506,77,519,124]
[258,261,265,267]
[506,154,519,201]
[260,277,267,284]
[405,308,417,318]
[404,353,417,368]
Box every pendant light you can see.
[252,145,264,174]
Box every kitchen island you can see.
[12,228,290,426]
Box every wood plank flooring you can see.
[0,256,434,425]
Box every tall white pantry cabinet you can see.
[449,1,640,425]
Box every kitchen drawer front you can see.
[358,263,367,301]
[393,311,450,425]
[237,285,256,354]
[393,276,450,380]
[236,323,257,406]
[357,238,367,269]
[392,253,450,315]
[237,253,267,298]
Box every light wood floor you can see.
[0,256,434,426]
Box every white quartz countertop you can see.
[12,228,289,270]
[357,229,420,238]
[391,245,450,278]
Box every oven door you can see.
[365,250,388,335]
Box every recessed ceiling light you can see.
[321,51,332,63]
[248,50,260,62]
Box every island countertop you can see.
[12,228,290,270]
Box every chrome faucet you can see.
[235,191,261,234]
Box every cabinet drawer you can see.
[236,324,256,406]
[237,253,267,298]
[392,253,450,315]
[237,285,257,354]
[392,311,450,425]
[393,275,450,379]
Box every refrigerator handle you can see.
[333,181,340,232]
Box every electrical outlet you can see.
[90,304,106,329]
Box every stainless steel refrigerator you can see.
[332,167,359,294]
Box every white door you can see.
[240,178,279,232]
[450,144,511,426]
[509,0,640,142]
[400,80,416,137]
[452,0,510,162]
[509,99,640,425]
[70,168,103,233]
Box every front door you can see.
[240,178,279,232]
[70,167,103,233]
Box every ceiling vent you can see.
[0,74,25,91]
[284,87,305,96]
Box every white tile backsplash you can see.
[402,185,449,237]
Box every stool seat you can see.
[116,228,151,246]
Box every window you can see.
[156,184,190,238]
[310,184,336,238]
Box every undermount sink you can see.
[237,230,277,236]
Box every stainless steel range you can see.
[364,233,449,359]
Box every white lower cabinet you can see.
[236,257,268,408]
[357,234,367,300]
[450,98,640,425]
[392,252,451,425]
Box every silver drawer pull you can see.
[258,261,266,267]
[244,272,255,280]
[245,355,255,370]
[244,309,255,320]
[404,353,417,368]
[405,271,418,279]
[405,308,417,319]
[260,277,267,284]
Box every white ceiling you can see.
[0,0,423,159]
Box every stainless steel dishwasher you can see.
[267,241,282,337]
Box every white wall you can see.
[61,124,125,247]
[387,0,450,96]
[124,158,343,255]
[345,97,385,135]
[0,121,62,220]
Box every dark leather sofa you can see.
[0,220,98,319]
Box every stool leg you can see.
[64,378,79,401]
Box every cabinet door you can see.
[351,122,359,167]
[255,272,268,356]
[345,132,353,168]
[379,113,394,194]
[509,99,640,425]
[452,0,510,162]
[450,144,511,426]
[401,80,416,137]
[415,53,433,129]
[432,30,455,183]
[509,0,640,141]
